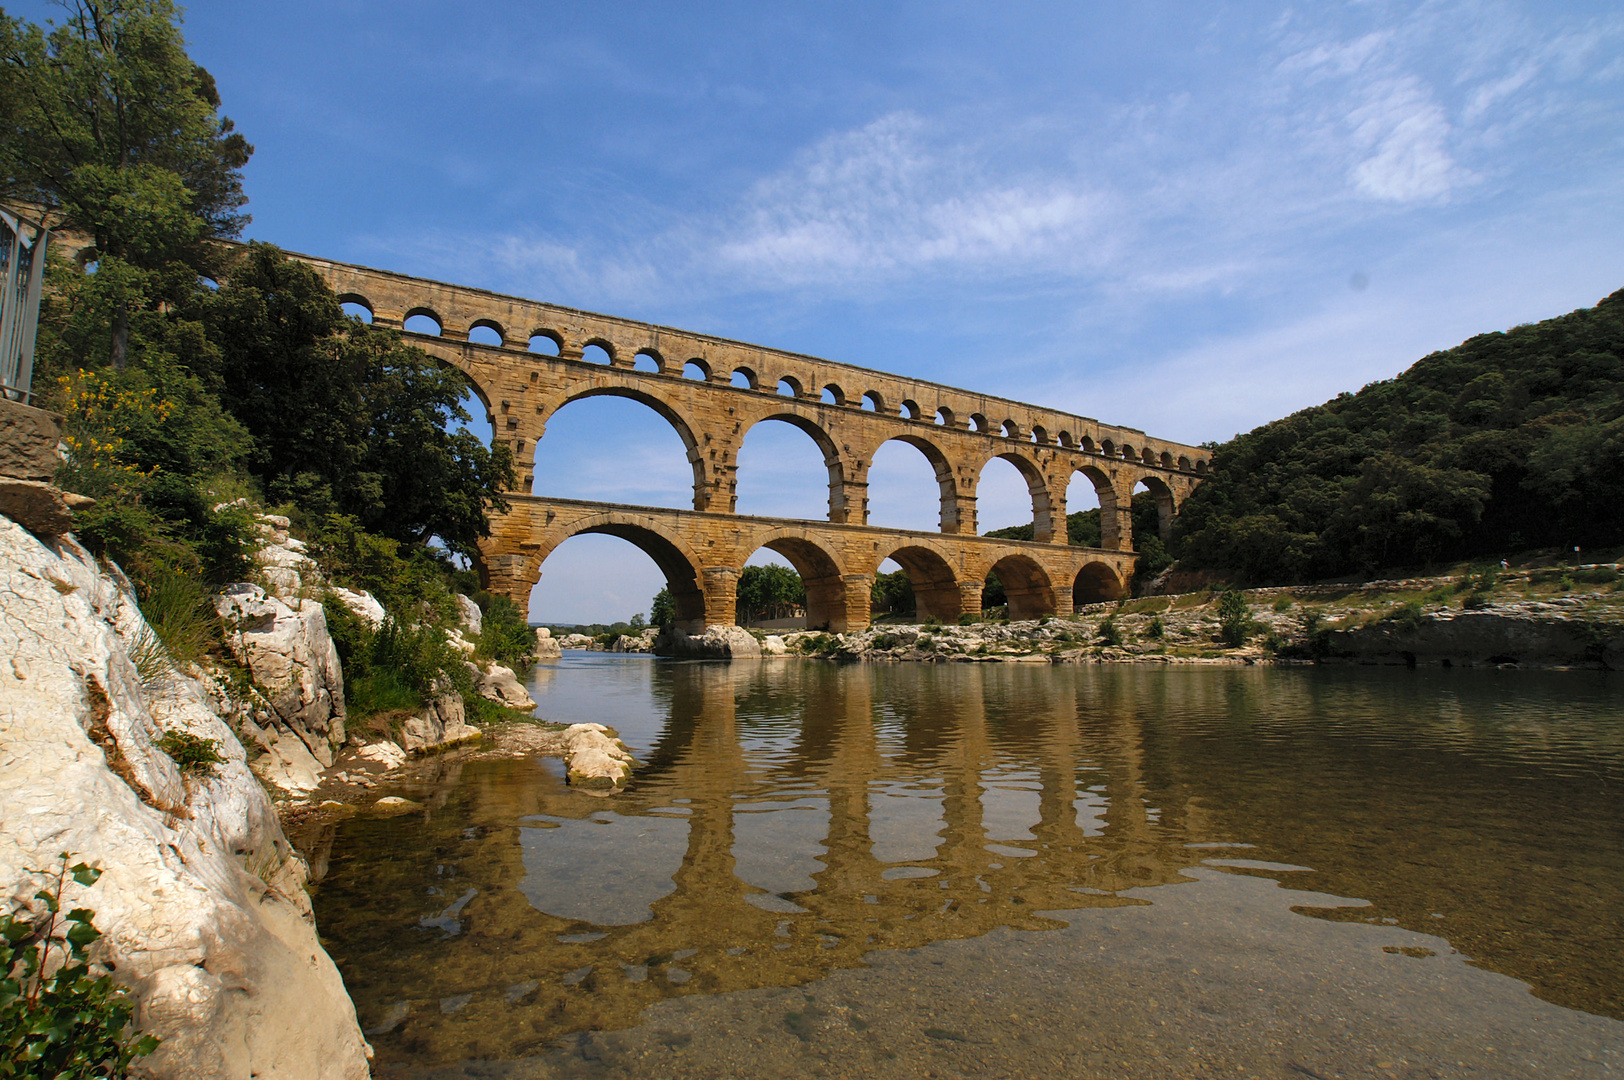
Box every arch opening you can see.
[901,399,921,420]
[1074,562,1126,608]
[732,367,758,389]
[970,413,989,433]
[533,391,704,509]
[822,384,845,406]
[981,554,1055,621]
[1066,467,1115,549]
[976,454,1049,540]
[1131,476,1177,583]
[862,391,884,413]
[528,333,561,356]
[741,537,847,630]
[633,351,661,373]
[735,416,845,521]
[467,322,503,347]
[403,311,442,336]
[868,436,958,533]
[878,545,962,624]
[683,360,709,381]
[934,407,953,427]
[777,377,801,398]
[337,294,373,323]
[1001,420,1020,439]
[529,528,705,634]
[581,343,613,365]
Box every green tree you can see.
[0,0,252,367]
[736,563,805,623]
[650,586,676,627]
[203,244,516,553]
[869,569,914,616]
[1216,589,1253,648]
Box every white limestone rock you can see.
[473,662,536,710]
[559,633,594,649]
[214,584,347,772]
[560,723,636,791]
[329,586,385,630]
[399,684,480,753]
[655,624,763,660]
[0,515,372,1080]
[455,593,483,638]
[534,627,563,659]
[761,634,788,656]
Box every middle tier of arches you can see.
[518,384,1194,551]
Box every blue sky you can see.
[19,0,1624,622]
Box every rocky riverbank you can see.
[770,565,1624,670]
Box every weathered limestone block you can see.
[0,398,64,482]
[559,633,593,649]
[455,593,483,637]
[560,723,635,791]
[329,586,385,629]
[655,624,763,660]
[534,627,563,659]
[214,584,347,768]
[0,476,76,535]
[400,684,480,752]
[468,661,536,710]
[610,629,658,653]
[0,516,371,1080]
[761,634,788,656]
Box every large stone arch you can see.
[975,449,1058,542]
[867,434,965,534]
[534,513,710,633]
[1129,472,1178,542]
[539,386,711,510]
[740,528,850,631]
[872,541,964,624]
[976,551,1056,620]
[737,411,851,523]
[1073,560,1127,607]
[1071,464,1131,551]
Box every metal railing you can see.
[1,207,50,405]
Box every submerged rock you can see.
[0,515,372,1080]
[401,683,481,752]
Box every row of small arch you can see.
[338,294,1207,474]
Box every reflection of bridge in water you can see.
[315,663,1220,1063]
[292,252,1211,630]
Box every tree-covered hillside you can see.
[1174,289,1624,582]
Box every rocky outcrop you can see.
[1321,600,1624,669]
[215,584,347,777]
[469,661,536,710]
[400,681,481,753]
[534,626,562,659]
[0,515,372,1080]
[454,594,483,638]
[0,399,91,536]
[655,624,763,659]
[558,632,594,649]
[558,723,636,791]
[610,628,658,653]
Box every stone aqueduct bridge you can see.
[292,252,1212,632]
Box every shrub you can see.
[136,570,219,669]
[1097,616,1123,647]
[1383,600,1427,633]
[1216,589,1253,647]
[1271,596,1293,612]
[0,855,159,1077]
[1146,616,1165,639]
[155,730,225,778]
[475,593,536,671]
[957,613,978,626]
[1462,594,1490,610]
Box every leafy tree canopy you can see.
[1174,289,1624,582]
[736,563,805,622]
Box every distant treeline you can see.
[1173,288,1624,583]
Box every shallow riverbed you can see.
[307,657,1624,1079]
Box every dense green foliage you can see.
[869,569,914,616]
[649,586,676,627]
[736,563,806,622]
[1175,290,1624,582]
[1215,589,1253,647]
[0,856,158,1078]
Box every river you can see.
[309,656,1624,1079]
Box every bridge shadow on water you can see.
[298,658,1624,1076]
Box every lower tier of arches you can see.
[477,495,1140,634]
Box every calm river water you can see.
[309,656,1624,1079]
